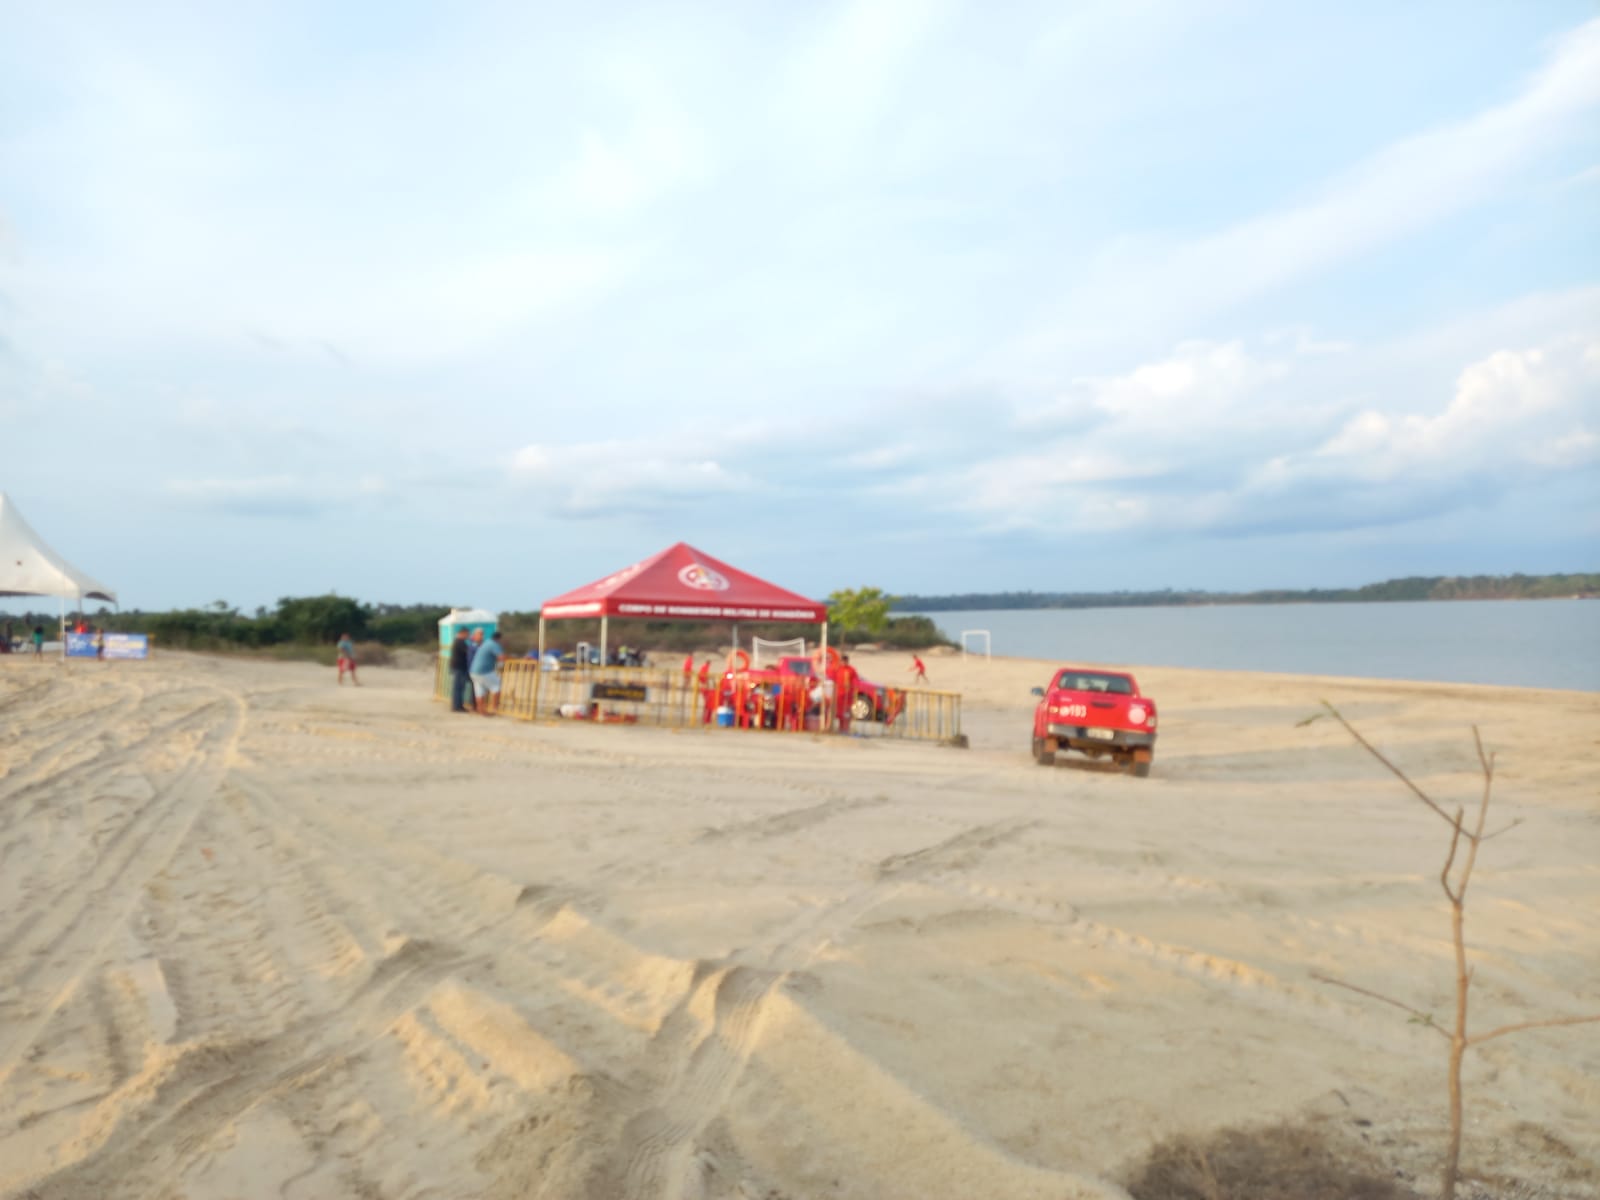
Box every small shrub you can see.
[353,642,392,667]
[1124,1121,1416,1200]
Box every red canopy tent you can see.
[538,542,829,664]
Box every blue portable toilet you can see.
[438,607,498,663]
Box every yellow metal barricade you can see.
[497,662,701,727]
[851,686,964,746]
[499,658,541,720]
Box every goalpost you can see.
[960,629,991,663]
[751,636,807,668]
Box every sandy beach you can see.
[0,648,1595,1199]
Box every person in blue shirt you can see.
[336,633,359,686]
[469,631,505,715]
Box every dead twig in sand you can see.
[1311,702,1600,1200]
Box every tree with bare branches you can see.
[1306,703,1600,1200]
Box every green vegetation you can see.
[826,586,895,646]
[896,572,1600,612]
[2,593,954,661]
[2,596,452,659]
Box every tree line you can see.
[3,591,953,657]
[894,573,1600,612]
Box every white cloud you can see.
[1284,337,1599,486]
[894,324,1600,538]
[510,440,751,518]
[1021,18,1600,355]
[1020,338,1327,460]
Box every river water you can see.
[911,599,1600,692]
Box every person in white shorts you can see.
[469,631,505,715]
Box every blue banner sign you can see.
[65,632,150,659]
[106,633,150,659]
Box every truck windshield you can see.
[1056,672,1132,695]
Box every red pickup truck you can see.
[1031,668,1156,777]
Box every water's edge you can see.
[912,599,1600,693]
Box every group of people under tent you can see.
[430,631,931,726]
[2,618,110,659]
[532,644,648,669]
[681,650,918,735]
[1,620,49,656]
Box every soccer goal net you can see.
[751,636,807,668]
[960,629,991,662]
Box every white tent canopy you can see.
[0,492,117,603]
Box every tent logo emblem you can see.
[678,563,729,591]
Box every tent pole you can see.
[820,620,829,728]
[58,595,64,659]
[600,614,608,667]
[536,615,546,716]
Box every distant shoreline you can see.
[895,575,1598,613]
[899,594,1597,614]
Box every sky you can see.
[1,0,1597,612]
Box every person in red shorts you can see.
[831,654,859,733]
[337,632,359,685]
[698,659,717,723]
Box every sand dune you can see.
[1,650,1595,1198]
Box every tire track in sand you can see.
[0,690,244,1092]
[24,939,465,1200]
[598,817,1038,1200]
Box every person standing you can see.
[909,653,928,684]
[336,632,359,685]
[470,630,505,716]
[698,658,717,724]
[94,627,106,661]
[448,628,472,713]
[31,625,45,657]
[832,653,860,733]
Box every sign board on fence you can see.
[105,633,150,659]
[592,682,648,703]
[65,632,150,659]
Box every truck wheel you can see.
[1128,748,1153,778]
[851,696,874,721]
[1032,737,1055,766]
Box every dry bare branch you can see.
[1440,813,1464,902]
[1310,972,1448,1038]
[1478,818,1523,842]
[1471,1013,1600,1045]
[1321,702,1460,829]
[1310,708,1595,1200]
